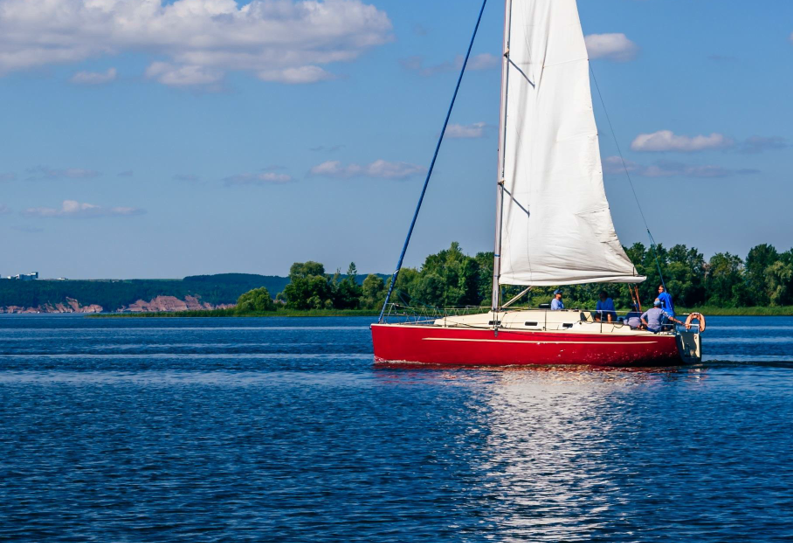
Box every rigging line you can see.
[378,0,490,324]
[589,64,667,291]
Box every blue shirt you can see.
[595,298,616,320]
[551,298,564,310]
[641,307,671,332]
[657,292,675,316]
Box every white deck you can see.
[432,310,669,337]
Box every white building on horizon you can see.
[6,272,38,281]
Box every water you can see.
[0,315,791,542]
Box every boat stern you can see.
[675,326,702,364]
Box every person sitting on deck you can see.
[625,303,643,330]
[595,291,617,322]
[551,290,565,310]
[657,285,675,317]
[641,299,687,333]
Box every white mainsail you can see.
[496,0,644,287]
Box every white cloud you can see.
[24,200,144,218]
[585,33,639,62]
[465,53,500,71]
[603,155,640,175]
[0,173,15,181]
[70,67,117,85]
[223,172,293,186]
[0,0,393,86]
[0,204,10,214]
[631,130,733,152]
[310,159,424,180]
[258,65,335,84]
[641,162,733,178]
[26,166,100,180]
[146,63,222,86]
[603,156,759,179]
[445,122,486,139]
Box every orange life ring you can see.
[685,312,706,332]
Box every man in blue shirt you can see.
[595,291,617,322]
[551,289,564,310]
[657,285,675,317]
[641,299,686,333]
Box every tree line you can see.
[271,242,793,311]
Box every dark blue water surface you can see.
[1,315,792,542]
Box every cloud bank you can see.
[310,159,424,179]
[585,33,639,62]
[445,122,486,139]
[70,67,117,85]
[24,200,144,218]
[631,130,733,152]
[0,0,393,86]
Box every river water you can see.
[0,315,791,542]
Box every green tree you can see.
[235,287,275,313]
[665,244,706,307]
[474,251,495,303]
[283,262,332,310]
[705,253,745,306]
[289,261,325,280]
[332,263,363,309]
[361,274,386,309]
[389,268,420,307]
[409,242,483,307]
[745,244,779,305]
[766,260,793,306]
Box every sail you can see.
[497,0,644,286]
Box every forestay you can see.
[497,0,644,286]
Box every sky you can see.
[0,0,791,279]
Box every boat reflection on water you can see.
[373,362,710,540]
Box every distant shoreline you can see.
[90,308,382,318]
[88,306,793,318]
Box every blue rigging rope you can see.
[378,0,489,323]
[589,65,667,293]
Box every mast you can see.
[491,0,512,313]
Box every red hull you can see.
[371,324,683,367]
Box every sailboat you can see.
[371,0,704,367]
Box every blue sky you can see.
[0,0,791,279]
